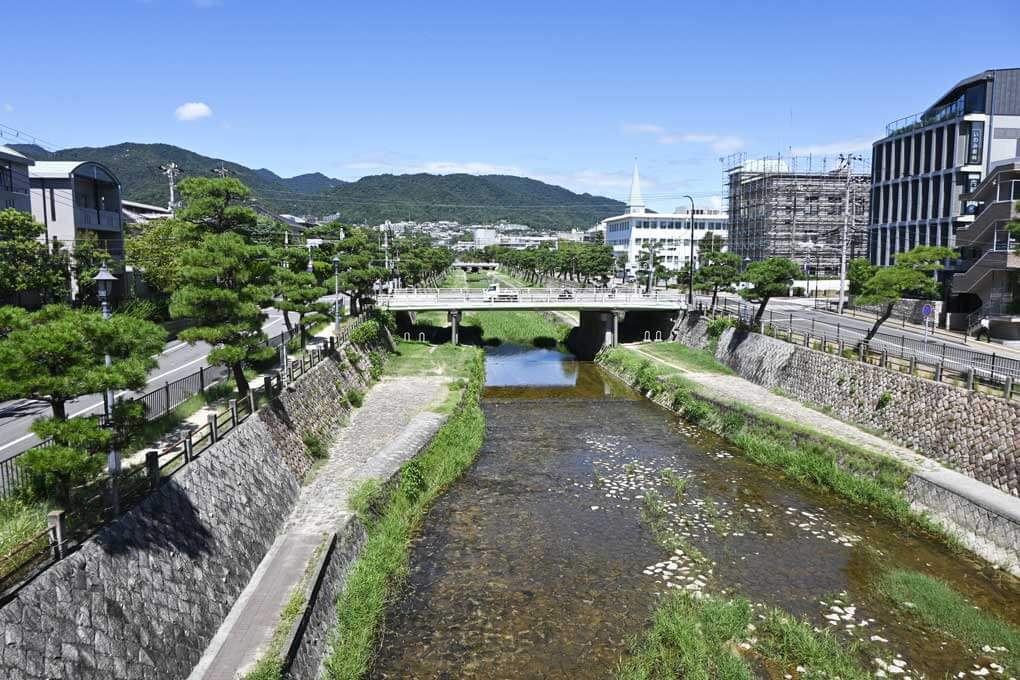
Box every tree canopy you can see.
[857,245,955,341]
[0,208,69,305]
[170,232,276,395]
[695,235,740,310]
[0,304,165,419]
[740,257,801,325]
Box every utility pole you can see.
[836,154,860,315]
[159,162,181,214]
[212,164,230,178]
[683,195,696,306]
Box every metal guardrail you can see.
[379,287,684,309]
[711,298,1019,398]
[0,328,367,598]
[0,314,369,499]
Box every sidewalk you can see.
[188,375,450,680]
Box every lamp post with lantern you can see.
[93,263,120,514]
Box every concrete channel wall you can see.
[0,344,379,680]
[674,316,1019,497]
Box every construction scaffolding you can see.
[722,153,872,274]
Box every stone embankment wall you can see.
[0,342,381,680]
[674,316,1019,497]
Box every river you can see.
[371,344,1020,678]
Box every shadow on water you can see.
[371,344,1020,679]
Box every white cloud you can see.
[789,139,873,156]
[174,101,213,121]
[624,122,744,154]
[2,103,13,113]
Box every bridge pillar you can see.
[448,310,461,345]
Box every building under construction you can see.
[724,153,871,274]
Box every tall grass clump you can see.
[322,349,485,679]
[880,570,1020,675]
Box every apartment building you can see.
[28,160,124,256]
[0,145,33,213]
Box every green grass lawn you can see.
[635,342,734,375]
[463,309,570,347]
[386,341,478,378]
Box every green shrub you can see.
[683,400,712,424]
[370,309,396,331]
[345,347,361,366]
[400,459,427,502]
[19,417,110,503]
[876,391,892,410]
[303,433,328,460]
[721,411,745,436]
[635,360,659,393]
[117,298,160,321]
[347,389,364,408]
[350,320,381,346]
[706,316,737,338]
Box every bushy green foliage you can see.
[0,304,165,419]
[858,245,956,341]
[876,391,892,409]
[740,257,801,325]
[18,417,109,503]
[400,459,427,502]
[705,320,738,340]
[349,320,381,346]
[0,208,70,303]
[346,389,364,408]
[170,232,276,395]
[303,433,328,460]
[345,347,361,365]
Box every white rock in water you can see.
[871,635,889,643]
[590,506,600,510]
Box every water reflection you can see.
[371,345,1020,679]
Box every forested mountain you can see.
[12,142,624,230]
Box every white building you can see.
[600,162,728,275]
[28,160,123,257]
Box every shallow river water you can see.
[371,345,1020,679]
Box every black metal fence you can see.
[711,298,1019,400]
[0,332,357,598]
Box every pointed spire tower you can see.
[627,158,645,215]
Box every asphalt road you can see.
[704,294,1020,382]
[0,308,303,463]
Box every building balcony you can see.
[951,249,1020,295]
[75,207,122,231]
[955,200,1019,246]
[884,96,965,137]
[0,189,31,213]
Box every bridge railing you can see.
[378,287,686,306]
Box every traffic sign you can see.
[921,304,933,317]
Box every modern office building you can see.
[725,154,870,274]
[0,145,34,214]
[868,68,1020,272]
[601,162,727,275]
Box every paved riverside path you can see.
[189,376,450,680]
[624,343,1020,572]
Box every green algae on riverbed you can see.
[368,345,1020,679]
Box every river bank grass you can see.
[463,309,571,347]
[617,591,871,679]
[629,341,735,375]
[322,348,485,679]
[598,345,952,546]
[879,570,1020,675]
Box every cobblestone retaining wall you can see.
[0,344,379,680]
[674,315,1019,496]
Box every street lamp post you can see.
[93,263,120,514]
[683,195,696,306]
[332,256,341,336]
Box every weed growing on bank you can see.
[879,570,1020,675]
[617,592,870,680]
[322,349,485,679]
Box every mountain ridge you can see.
[10,142,625,230]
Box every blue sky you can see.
[5,0,1018,212]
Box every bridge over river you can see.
[377,287,687,348]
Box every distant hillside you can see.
[11,142,625,230]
